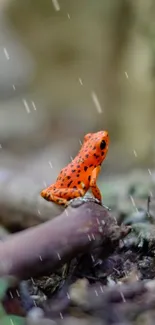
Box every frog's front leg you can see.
[41,187,85,206]
[89,166,102,202]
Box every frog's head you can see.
[83,130,109,165]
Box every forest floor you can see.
[0,169,155,325]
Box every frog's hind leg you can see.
[41,189,68,206]
[41,188,85,206]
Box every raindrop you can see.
[133,149,138,157]
[10,291,13,299]
[91,91,102,114]
[120,291,126,302]
[96,217,100,225]
[81,181,85,189]
[31,101,37,111]
[149,190,153,197]
[16,289,20,297]
[130,195,136,207]
[49,161,53,168]
[52,0,60,11]
[91,255,95,262]
[114,216,117,223]
[125,71,129,79]
[100,285,104,293]
[31,277,35,285]
[3,47,10,60]
[22,99,31,113]
[79,78,83,85]
[60,312,63,319]
[57,252,61,260]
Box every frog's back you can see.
[54,130,109,190]
[54,154,89,190]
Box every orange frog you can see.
[41,130,109,206]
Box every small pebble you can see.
[27,307,44,319]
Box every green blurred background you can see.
[1,0,155,187]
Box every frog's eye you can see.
[100,140,106,150]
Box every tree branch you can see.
[0,201,130,280]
